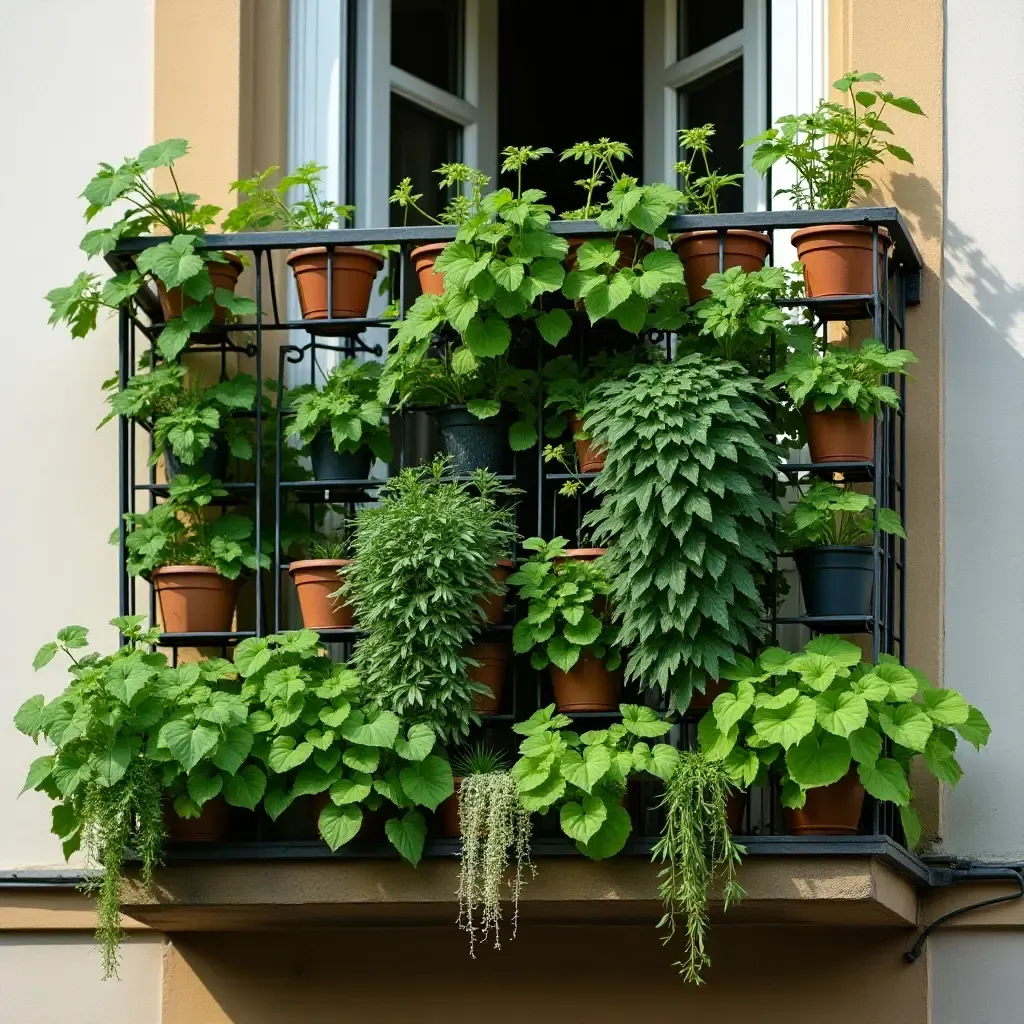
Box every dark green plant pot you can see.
[310,429,372,481]
[431,405,509,475]
[164,434,229,482]
[794,545,873,632]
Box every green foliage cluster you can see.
[509,537,620,674]
[585,356,782,708]
[511,703,679,859]
[344,460,518,743]
[559,138,632,220]
[223,161,355,232]
[784,481,905,548]
[697,638,991,846]
[674,124,742,215]
[746,70,925,210]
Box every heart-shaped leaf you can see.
[559,745,611,794]
[577,802,631,860]
[878,704,933,752]
[385,811,427,866]
[560,794,608,843]
[393,723,435,762]
[785,732,851,788]
[814,691,869,738]
[752,695,816,749]
[224,765,266,809]
[319,803,362,851]
[399,755,454,810]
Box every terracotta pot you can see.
[288,559,353,629]
[438,777,463,839]
[152,565,239,634]
[791,224,890,308]
[565,234,654,272]
[157,252,244,323]
[802,404,874,463]
[784,770,866,836]
[570,414,606,473]
[467,642,509,715]
[552,548,607,563]
[672,229,771,302]
[688,679,730,712]
[477,559,515,625]
[286,246,384,332]
[165,797,231,843]
[409,242,447,296]
[551,651,622,712]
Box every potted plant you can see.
[344,460,518,743]
[102,364,257,480]
[47,138,256,360]
[745,72,924,308]
[122,473,269,633]
[766,332,917,463]
[225,162,384,329]
[671,124,770,301]
[584,356,782,711]
[288,534,355,630]
[784,481,906,625]
[283,359,394,481]
[510,537,622,712]
[698,639,990,842]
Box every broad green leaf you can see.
[792,653,838,692]
[755,687,800,710]
[512,753,556,792]
[464,314,511,357]
[560,794,608,843]
[723,747,759,788]
[921,688,969,726]
[90,740,132,788]
[697,712,739,760]
[512,703,571,736]
[814,691,869,738]
[785,732,851,788]
[851,673,891,703]
[263,785,295,821]
[712,681,755,732]
[560,745,612,794]
[20,755,54,795]
[752,695,816,749]
[319,803,362,851]
[32,643,59,671]
[342,745,380,774]
[954,706,991,751]
[536,308,571,346]
[516,771,565,812]
[159,719,220,771]
[291,766,332,799]
[848,727,882,766]
[138,138,189,169]
[319,701,352,729]
[267,735,315,773]
[14,695,46,736]
[646,743,681,782]
[224,765,266,809]
[393,723,435,762]
[399,755,454,810]
[621,704,672,738]
[805,636,862,667]
[187,770,224,807]
[878,704,933,752]
[873,662,920,701]
[857,757,910,806]
[899,804,922,848]
[210,726,253,774]
[386,811,427,866]
[339,708,400,748]
[547,635,581,673]
[330,771,373,805]
[577,803,632,860]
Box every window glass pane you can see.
[391,0,464,96]
[677,59,744,213]
[389,93,462,226]
[677,0,743,58]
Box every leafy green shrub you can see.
[223,161,354,231]
[345,460,518,743]
[674,124,742,214]
[559,138,632,220]
[784,481,905,548]
[697,638,991,846]
[585,356,782,708]
[509,537,620,674]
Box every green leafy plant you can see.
[697,638,991,846]
[511,703,679,859]
[766,333,917,419]
[344,459,518,743]
[746,71,925,210]
[305,534,352,560]
[559,138,632,220]
[223,161,355,231]
[585,357,782,708]
[122,473,269,579]
[784,481,906,548]
[674,124,742,214]
[509,537,620,674]
[284,359,394,462]
[653,751,744,984]
[451,741,511,777]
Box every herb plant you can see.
[559,138,632,220]
[697,639,991,846]
[585,357,782,708]
[223,162,355,231]
[746,71,925,210]
[674,124,742,214]
[344,460,518,743]
[766,333,917,419]
[509,537,620,674]
[783,481,906,548]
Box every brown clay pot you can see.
[688,679,731,712]
[672,229,771,303]
[570,414,606,473]
[165,797,231,842]
[288,559,354,629]
[802,404,874,463]
[438,777,463,839]
[467,642,508,715]
[551,651,623,712]
[286,246,384,331]
[477,559,515,625]
[784,770,866,835]
[157,252,244,323]
[409,242,447,295]
[565,234,654,272]
[552,547,607,563]
[791,224,890,306]
[152,565,239,634]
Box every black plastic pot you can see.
[431,405,509,475]
[794,545,874,632]
[310,429,373,481]
[164,434,229,482]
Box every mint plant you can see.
[783,481,906,548]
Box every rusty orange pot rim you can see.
[791,223,892,243]
[285,245,385,266]
[151,564,229,577]
[409,241,449,257]
[288,558,353,573]
[672,227,771,243]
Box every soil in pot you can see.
[794,546,873,629]
[803,404,874,464]
[791,224,890,314]
[569,414,605,474]
[164,433,229,483]
[286,246,384,332]
[310,429,373,481]
[431,405,510,475]
[158,252,244,324]
[477,559,514,625]
[467,642,509,715]
[165,797,231,843]
[671,229,771,303]
[551,651,623,712]
[784,770,866,835]
[565,234,653,273]
[289,559,353,629]
[153,565,239,634]
[409,242,447,296]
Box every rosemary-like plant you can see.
[652,751,745,984]
[451,741,511,777]
[456,770,533,957]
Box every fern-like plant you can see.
[652,751,745,984]
[584,357,782,709]
[344,459,518,742]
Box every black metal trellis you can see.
[111,207,923,854]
